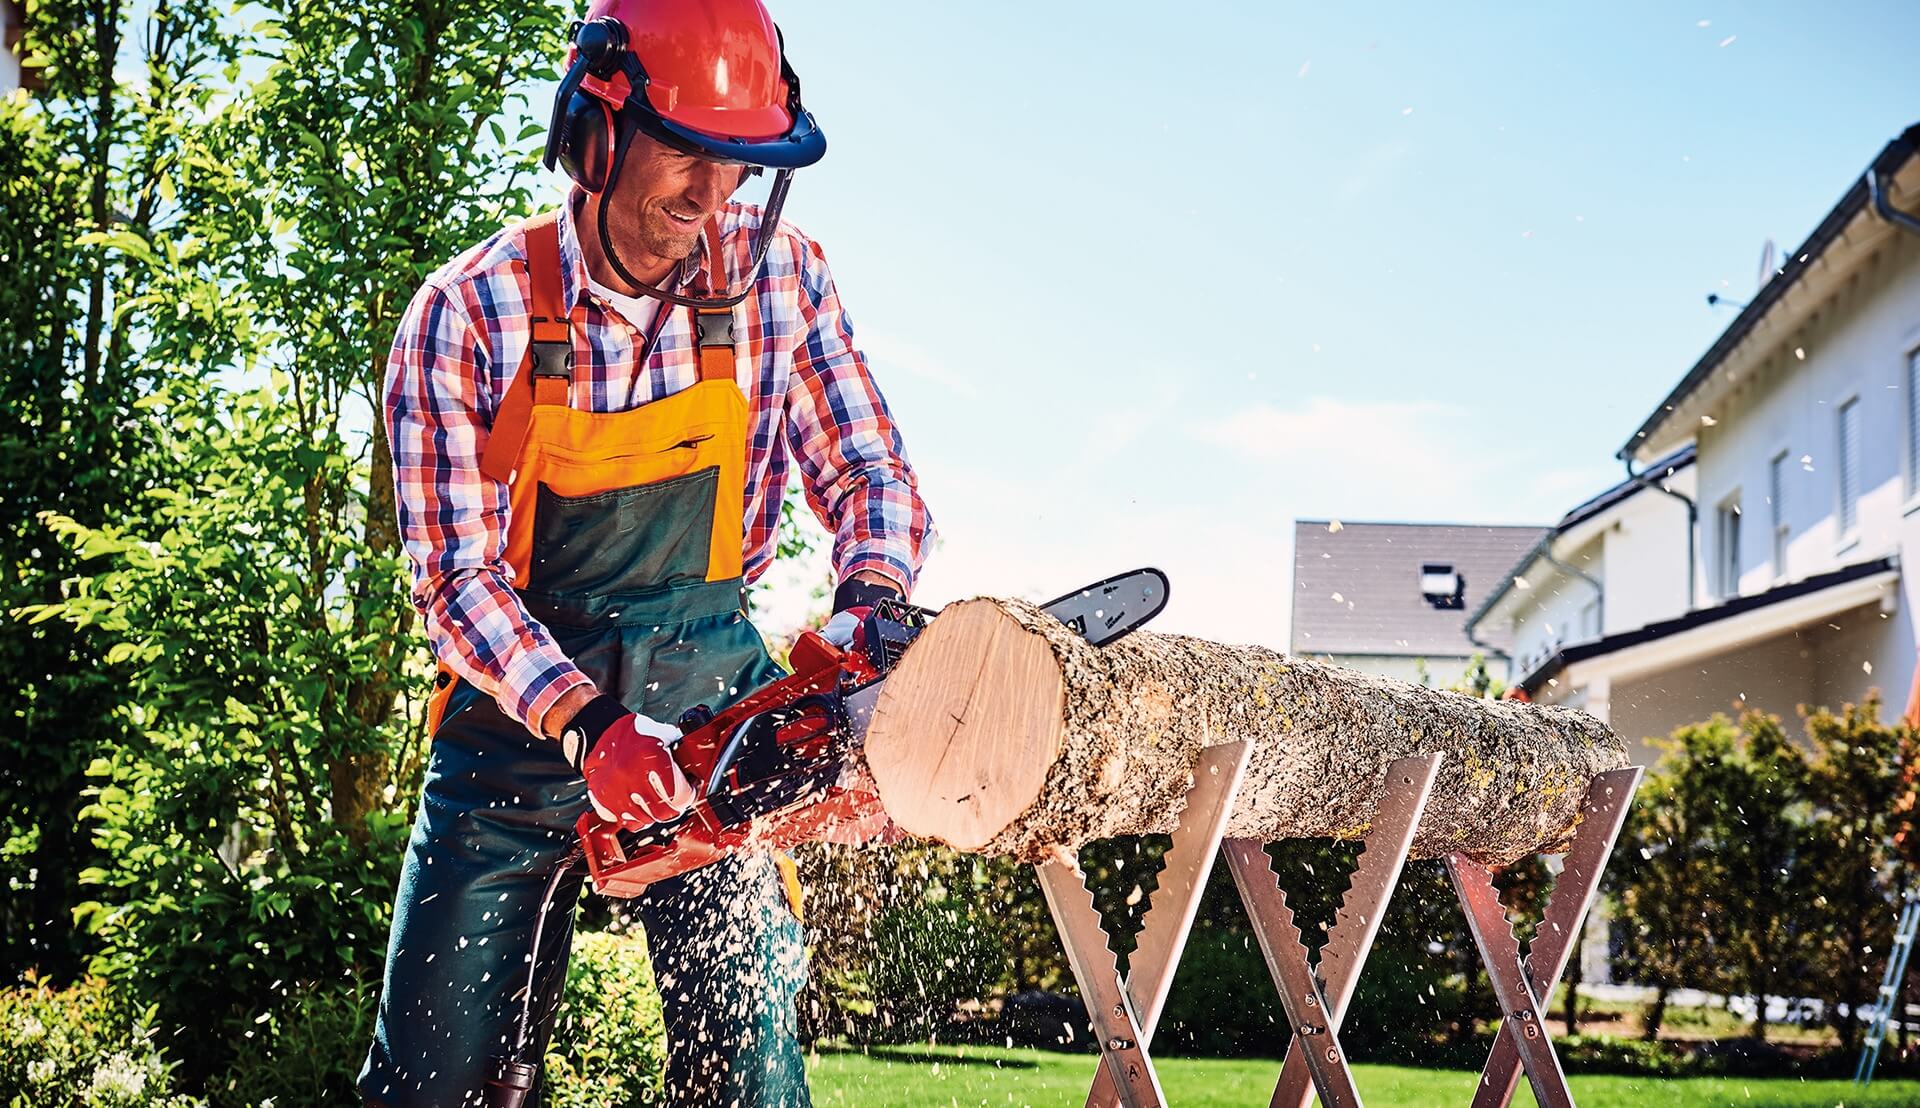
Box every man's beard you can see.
[597,187,701,274]
[632,207,702,264]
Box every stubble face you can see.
[596,131,748,286]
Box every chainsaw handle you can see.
[663,636,846,793]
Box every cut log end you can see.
[866,600,1065,851]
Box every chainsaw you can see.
[575,566,1172,898]
[486,568,1170,1107]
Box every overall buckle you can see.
[694,310,734,348]
[531,340,573,379]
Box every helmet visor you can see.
[634,103,826,170]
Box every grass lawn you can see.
[808,1043,1920,1107]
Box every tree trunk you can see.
[865,599,1629,865]
[1643,985,1669,1042]
[331,369,404,841]
[1840,899,1871,1055]
[1563,929,1584,1037]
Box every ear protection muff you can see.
[545,18,631,193]
[552,91,617,193]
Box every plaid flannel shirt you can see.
[385,199,933,736]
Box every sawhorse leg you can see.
[1449,766,1644,1108]
[1041,740,1255,1108]
[1227,753,1445,1108]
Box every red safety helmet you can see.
[545,0,825,194]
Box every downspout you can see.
[1625,454,1698,613]
[1542,543,1604,633]
[1868,167,1920,239]
[1464,533,1551,661]
[1874,159,1920,727]
[1462,528,1604,655]
[1463,603,1506,662]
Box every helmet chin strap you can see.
[594,162,796,311]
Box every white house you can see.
[1478,123,1920,763]
[1468,446,1696,690]
[1466,448,1698,762]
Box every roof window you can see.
[1419,563,1465,609]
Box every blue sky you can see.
[584,3,1920,645]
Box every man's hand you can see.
[559,693,695,829]
[820,572,902,648]
[817,609,863,649]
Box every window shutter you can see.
[1908,350,1920,496]
[1839,399,1862,535]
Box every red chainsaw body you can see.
[573,571,1169,899]
[576,630,890,898]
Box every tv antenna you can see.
[1757,237,1778,291]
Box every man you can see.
[357,1,931,1103]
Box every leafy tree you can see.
[168,0,561,839]
[1611,716,1742,1040]
[14,0,564,1094]
[33,381,423,1092]
[1606,702,1917,1049]
[0,0,231,984]
[1799,697,1908,1054]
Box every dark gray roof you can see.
[1291,520,1550,658]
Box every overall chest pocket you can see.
[524,466,719,597]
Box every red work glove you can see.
[818,577,902,649]
[816,606,869,650]
[559,694,695,830]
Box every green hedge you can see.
[4,929,667,1107]
[213,977,376,1107]
[541,928,669,1108]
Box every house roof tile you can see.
[1290,520,1550,660]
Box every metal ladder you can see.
[1855,892,1920,1085]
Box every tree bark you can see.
[865,598,1628,865]
[1643,985,1669,1042]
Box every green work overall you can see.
[358,211,810,1108]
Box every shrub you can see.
[1154,931,1285,1057]
[1149,846,1494,1063]
[1557,1033,1707,1077]
[541,928,669,1108]
[863,901,1006,1042]
[0,976,203,1107]
[211,976,375,1108]
[204,929,666,1108]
